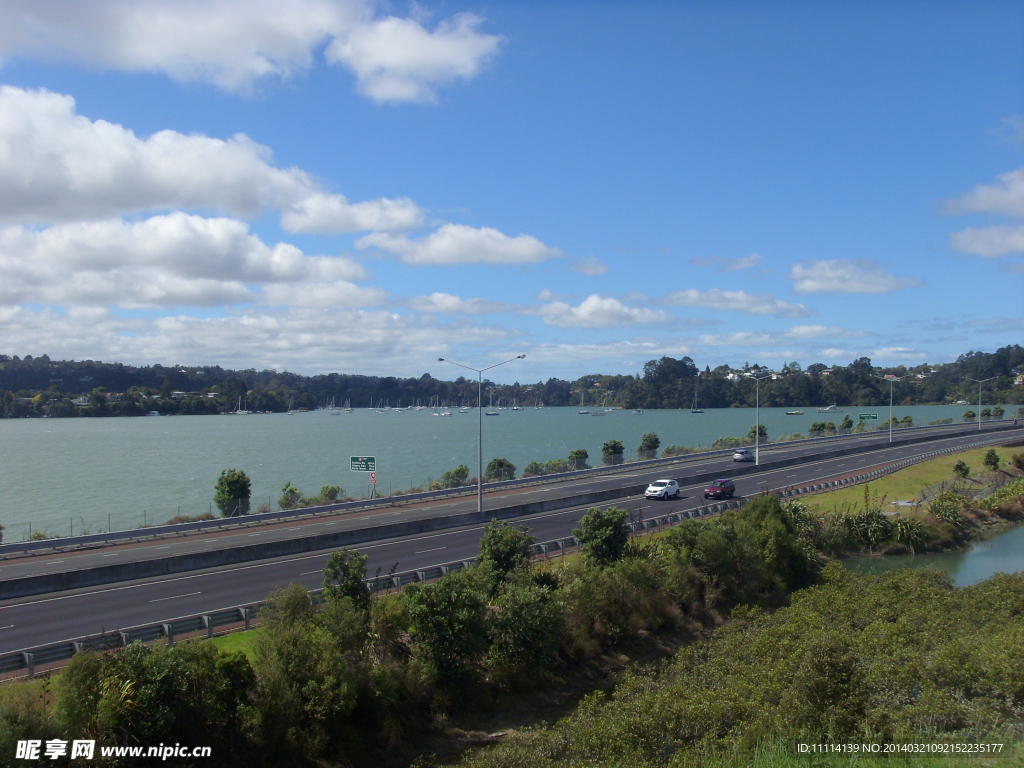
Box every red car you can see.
[703,479,735,499]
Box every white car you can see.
[645,479,680,499]
[732,448,754,462]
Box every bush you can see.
[984,448,1001,472]
[929,490,966,528]
[1012,453,1024,471]
[214,468,251,516]
[522,461,546,478]
[278,481,301,510]
[601,440,624,465]
[323,548,370,609]
[963,409,976,420]
[572,507,629,566]
[478,520,535,587]
[661,444,696,457]
[487,583,562,684]
[568,448,589,470]
[440,464,470,488]
[485,457,516,481]
[638,433,660,459]
[953,459,970,479]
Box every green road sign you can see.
[858,413,878,420]
[350,456,376,472]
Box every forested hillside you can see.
[1,345,1021,418]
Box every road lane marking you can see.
[45,560,64,565]
[414,547,445,554]
[154,546,170,550]
[149,591,201,603]
[0,625,12,630]
[300,570,322,576]
[286,527,301,531]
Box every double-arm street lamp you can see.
[436,354,525,517]
[744,370,774,465]
[966,376,997,431]
[871,373,905,443]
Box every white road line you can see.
[149,591,201,603]
[247,533,261,537]
[154,546,170,550]
[103,553,118,557]
[300,570,322,576]
[415,547,446,554]
[286,527,301,531]
[45,560,64,565]
[0,625,13,630]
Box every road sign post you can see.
[369,471,377,484]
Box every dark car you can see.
[703,478,735,499]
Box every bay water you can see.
[0,404,1010,542]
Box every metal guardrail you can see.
[3,420,1013,554]
[1,428,1019,679]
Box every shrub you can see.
[214,468,251,516]
[929,491,966,528]
[984,448,1001,472]
[439,464,470,488]
[522,461,546,478]
[568,449,590,470]
[478,520,535,587]
[323,548,370,609]
[487,583,562,684]
[485,457,516,481]
[278,481,301,510]
[638,433,660,459]
[573,507,629,566]
[601,440,624,465]
[1012,453,1024,471]
[953,460,970,479]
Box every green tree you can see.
[278,481,302,510]
[900,415,913,425]
[572,506,629,566]
[403,573,488,687]
[214,468,251,517]
[953,460,970,480]
[522,461,546,477]
[478,520,535,585]
[320,484,342,502]
[487,583,562,684]
[485,457,516,481]
[963,409,976,420]
[981,407,992,419]
[638,433,660,459]
[440,464,470,488]
[323,548,370,609]
[568,448,589,470]
[984,448,1001,472]
[747,423,768,441]
[993,405,1005,419]
[601,439,624,465]
[840,415,854,430]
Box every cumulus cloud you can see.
[0,213,373,308]
[942,168,1024,218]
[358,223,562,266]
[408,293,508,314]
[535,295,671,328]
[663,288,811,317]
[534,289,573,301]
[568,255,608,275]
[0,86,422,230]
[948,224,1024,257]
[687,253,763,271]
[325,12,502,103]
[788,259,922,294]
[697,325,864,347]
[872,347,927,362]
[0,1,502,101]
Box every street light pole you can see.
[966,377,997,432]
[745,371,773,465]
[871,374,904,443]
[437,354,525,518]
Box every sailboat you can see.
[234,395,251,415]
[485,393,499,416]
[578,391,589,415]
[690,381,704,414]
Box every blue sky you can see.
[0,0,1021,382]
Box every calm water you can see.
[0,404,1011,541]
[844,523,1024,586]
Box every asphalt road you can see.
[0,423,1018,654]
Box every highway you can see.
[0,423,1019,654]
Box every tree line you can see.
[1,344,1022,418]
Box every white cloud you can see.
[872,347,927,362]
[942,168,1024,218]
[280,193,423,233]
[535,295,671,328]
[664,288,811,317]
[0,85,421,230]
[325,12,502,103]
[408,293,508,314]
[568,255,607,275]
[948,224,1024,257]
[687,253,763,271]
[0,1,501,101]
[0,213,371,308]
[788,259,922,294]
[697,326,864,347]
[534,289,573,301]
[358,223,562,266]
[260,281,387,309]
